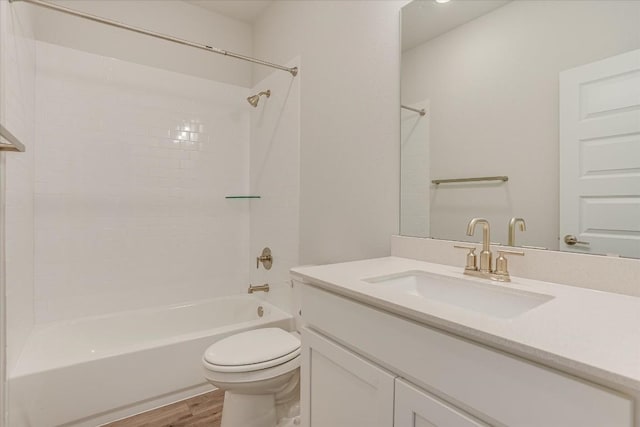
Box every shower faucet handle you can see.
[256,247,273,270]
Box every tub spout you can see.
[248,284,270,294]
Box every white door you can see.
[559,49,640,257]
[394,379,488,427]
[300,327,395,427]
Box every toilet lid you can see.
[204,328,300,369]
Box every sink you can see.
[363,270,553,319]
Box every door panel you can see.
[394,379,487,427]
[560,49,640,257]
[300,327,395,427]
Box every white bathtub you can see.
[9,295,293,427]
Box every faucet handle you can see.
[494,249,524,278]
[497,249,525,256]
[454,245,478,271]
[256,247,273,270]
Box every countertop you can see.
[291,256,640,392]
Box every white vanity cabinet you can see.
[299,283,635,427]
[300,327,395,427]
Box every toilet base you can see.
[221,391,276,427]
[219,382,300,427]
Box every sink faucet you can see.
[508,217,526,246]
[455,218,524,282]
[466,218,492,273]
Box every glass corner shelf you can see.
[225,195,261,199]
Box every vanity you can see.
[291,255,640,427]
[290,0,640,425]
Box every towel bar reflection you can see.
[432,176,508,185]
[0,123,26,152]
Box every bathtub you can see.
[9,295,293,427]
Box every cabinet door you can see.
[300,327,395,427]
[395,379,488,427]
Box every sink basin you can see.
[363,270,553,319]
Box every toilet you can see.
[202,327,301,427]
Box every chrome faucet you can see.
[508,218,526,246]
[455,218,524,282]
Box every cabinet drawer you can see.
[301,284,633,427]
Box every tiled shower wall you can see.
[34,41,252,322]
[400,100,429,238]
[0,0,36,376]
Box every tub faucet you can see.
[248,283,270,294]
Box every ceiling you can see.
[185,0,274,23]
[402,0,511,52]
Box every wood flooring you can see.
[103,389,225,427]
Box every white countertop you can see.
[291,256,640,392]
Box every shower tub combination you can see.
[9,295,293,427]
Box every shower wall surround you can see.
[400,100,429,237]
[34,41,252,322]
[249,57,301,312]
[0,0,36,377]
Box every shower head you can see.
[247,90,271,107]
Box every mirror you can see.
[400,0,640,258]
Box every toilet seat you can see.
[205,348,301,372]
[203,353,301,385]
[203,328,301,373]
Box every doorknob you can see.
[564,235,589,246]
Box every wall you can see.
[32,0,253,87]
[253,0,403,266]
[249,58,300,312]
[0,0,36,392]
[401,0,640,249]
[34,41,251,322]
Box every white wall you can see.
[0,0,36,386]
[249,58,300,313]
[253,1,403,266]
[34,41,251,322]
[401,0,640,249]
[32,0,253,87]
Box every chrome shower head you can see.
[247,90,271,107]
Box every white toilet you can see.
[202,327,301,427]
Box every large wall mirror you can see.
[400,0,640,258]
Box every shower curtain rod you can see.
[0,123,26,152]
[9,0,299,76]
[401,105,426,116]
